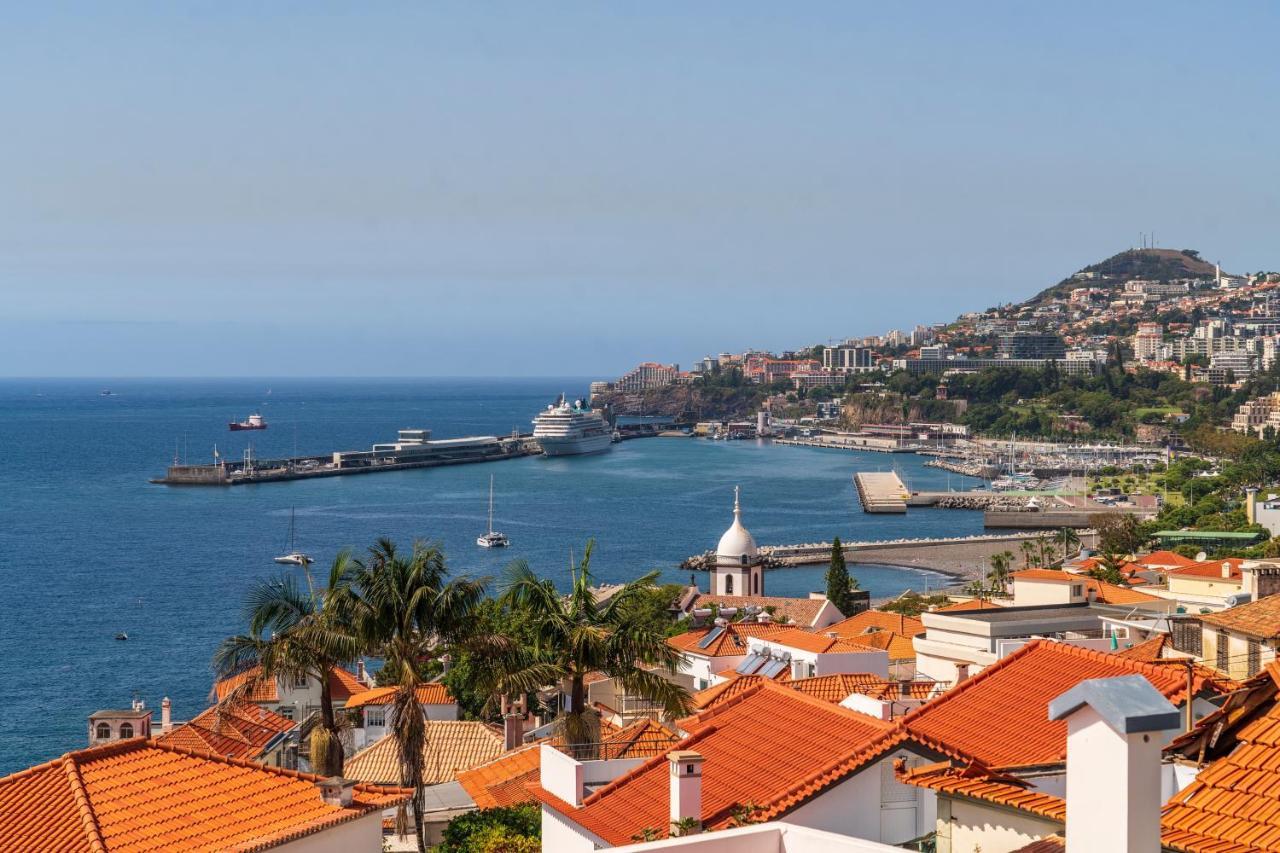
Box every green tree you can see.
[825,537,857,612]
[1090,553,1129,586]
[439,804,540,853]
[213,559,359,777]
[337,539,492,853]
[500,541,692,758]
[987,550,1014,592]
[1058,527,1081,561]
[1091,513,1144,555]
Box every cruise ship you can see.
[532,397,614,457]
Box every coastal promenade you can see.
[682,531,1095,580]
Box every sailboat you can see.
[476,475,510,548]
[274,508,314,565]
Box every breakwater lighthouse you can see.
[712,487,765,597]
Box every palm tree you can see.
[1020,539,1038,569]
[1058,527,1081,562]
[500,540,692,759]
[213,558,359,776]
[336,538,493,853]
[987,550,1014,594]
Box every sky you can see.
[2,2,1278,377]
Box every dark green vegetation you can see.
[825,537,859,614]
[438,804,540,853]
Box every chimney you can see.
[1222,562,1232,579]
[757,611,772,625]
[1048,675,1180,853]
[316,776,356,808]
[667,750,704,836]
[790,658,807,680]
[502,694,525,750]
[1247,487,1259,525]
[955,663,970,683]
[356,659,368,684]
[161,697,172,734]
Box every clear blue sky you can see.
[2,2,1277,377]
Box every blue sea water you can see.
[0,377,982,773]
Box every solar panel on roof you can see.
[735,653,764,674]
[759,657,789,678]
[697,626,726,650]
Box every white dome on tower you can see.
[716,486,758,562]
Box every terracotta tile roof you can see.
[456,719,679,810]
[667,623,792,658]
[1133,550,1199,569]
[1010,570,1161,605]
[757,627,874,654]
[693,594,832,627]
[213,666,370,704]
[531,682,897,846]
[934,599,1004,612]
[341,683,454,711]
[825,609,924,637]
[345,720,505,786]
[154,701,293,760]
[691,672,934,715]
[0,739,408,852]
[901,640,1204,769]
[1168,557,1246,583]
[843,629,916,660]
[1010,837,1066,853]
[1201,594,1280,639]
[456,744,542,809]
[897,759,1065,821]
[1163,668,1280,852]
[1114,634,1170,661]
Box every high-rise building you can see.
[1133,323,1164,361]
[997,331,1066,360]
[823,345,874,374]
[615,362,679,392]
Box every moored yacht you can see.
[531,396,613,457]
[477,475,509,548]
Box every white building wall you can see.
[934,798,1060,853]
[542,807,606,852]
[270,813,386,853]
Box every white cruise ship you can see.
[532,397,614,457]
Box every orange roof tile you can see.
[154,701,293,760]
[693,594,832,627]
[1201,594,1280,639]
[934,599,1004,613]
[691,672,934,716]
[345,720,504,786]
[456,719,679,810]
[758,627,874,654]
[667,623,792,658]
[1163,669,1280,852]
[456,744,543,809]
[902,640,1204,769]
[531,682,897,846]
[341,683,454,711]
[213,665,370,704]
[1168,557,1246,583]
[898,759,1065,821]
[1133,550,1198,569]
[0,739,408,853]
[1011,570,1161,605]
[825,610,924,638]
[844,629,916,661]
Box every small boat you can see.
[115,632,128,641]
[100,389,114,397]
[476,475,510,548]
[230,412,268,431]
[274,508,313,565]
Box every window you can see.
[118,723,133,739]
[366,707,386,728]
[740,555,748,566]
[1248,640,1262,677]
[1071,585,1083,597]
[724,575,734,595]
[277,706,295,721]
[1217,630,1230,671]
[293,674,309,689]
[752,571,759,595]
[95,723,111,740]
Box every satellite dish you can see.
[1196,551,1208,562]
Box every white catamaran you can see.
[477,475,510,548]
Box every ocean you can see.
[0,377,983,772]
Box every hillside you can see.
[1028,248,1219,304]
